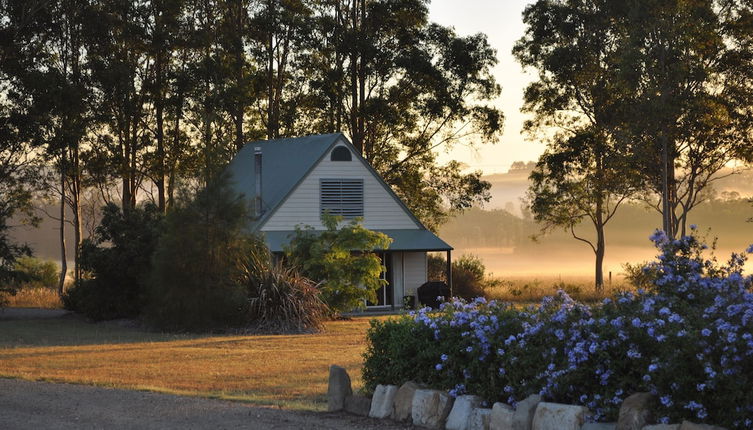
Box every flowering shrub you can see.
[362,229,753,428]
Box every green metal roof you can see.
[226,133,344,230]
[261,229,453,253]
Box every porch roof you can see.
[262,229,453,253]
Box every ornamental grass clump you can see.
[362,229,753,428]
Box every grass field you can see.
[4,287,63,309]
[0,315,381,410]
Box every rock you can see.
[326,365,352,412]
[643,425,680,430]
[512,394,542,430]
[344,394,371,416]
[446,395,483,430]
[470,408,493,430]
[617,393,654,430]
[678,422,727,430]
[411,389,454,429]
[531,402,588,430]
[490,402,514,430]
[392,381,421,422]
[582,423,617,430]
[369,384,398,419]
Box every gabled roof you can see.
[226,133,452,251]
[226,133,344,231]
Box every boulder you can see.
[678,422,727,430]
[643,425,680,430]
[512,394,542,430]
[470,408,493,430]
[369,384,398,419]
[326,365,352,412]
[392,381,421,422]
[582,423,617,430]
[446,395,483,430]
[344,394,371,416]
[531,402,588,430]
[490,402,514,430]
[617,393,654,430]
[411,389,454,429]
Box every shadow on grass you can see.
[0,315,205,348]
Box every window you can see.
[320,179,364,218]
[330,146,352,161]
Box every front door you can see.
[370,252,393,307]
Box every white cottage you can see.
[226,133,453,309]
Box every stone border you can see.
[326,365,729,430]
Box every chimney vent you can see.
[254,147,263,216]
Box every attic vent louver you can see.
[320,179,363,218]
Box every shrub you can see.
[362,230,753,428]
[13,256,58,289]
[63,203,164,320]
[240,239,329,332]
[145,177,251,331]
[429,254,492,299]
[285,213,392,313]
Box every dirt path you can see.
[0,379,413,429]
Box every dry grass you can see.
[0,315,381,410]
[4,288,63,309]
[486,275,636,305]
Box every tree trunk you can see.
[155,49,166,213]
[58,167,67,297]
[232,0,245,151]
[349,0,361,153]
[594,225,605,291]
[594,194,605,290]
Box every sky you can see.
[429,0,540,175]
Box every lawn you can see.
[0,315,383,410]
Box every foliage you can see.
[285,213,392,313]
[429,254,494,300]
[363,231,753,428]
[514,0,753,242]
[239,237,329,333]
[63,203,164,320]
[145,177,253,331]
[12,257,58,290]
[514,1,642,289]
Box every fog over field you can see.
[440,166,753,279]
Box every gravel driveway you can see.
[0,379,414,429]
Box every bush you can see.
[63,203,164,320]
[240,239,329,332]
[362,230,753,428]
[13,256,58,289]
[429,254,492,299]
[145,178,252,331]
[285,213,392,313]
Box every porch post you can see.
[446,250,452,297]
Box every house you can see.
[226,133,453,309]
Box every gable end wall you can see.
[260,144,420,231]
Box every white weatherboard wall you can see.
[260,142,420,231]
[403,252,427,296]
[391,252,405,305]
